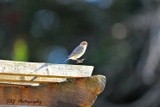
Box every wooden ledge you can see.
[0,60,106,106]
[0,60,94,85]
[0,75,106,107]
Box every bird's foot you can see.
[76,59,85,63]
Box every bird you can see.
[64,41,88,63]
[30,41,88,81]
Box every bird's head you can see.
[80,41,88,46]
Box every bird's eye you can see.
[81,41,87,45]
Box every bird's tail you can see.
[63,59,69,63]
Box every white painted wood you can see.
[0,60,94,84]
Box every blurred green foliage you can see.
[13,38,28,61]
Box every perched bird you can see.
[64,41,88,63]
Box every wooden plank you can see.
[0,60,94,76]
[0,75,106,107]
[0,60,94,84]
[0,105,46,107]
[0,75,66,86]
[0,73,90,78]
[0,79,65,83]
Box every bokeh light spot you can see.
[31,9,60,37]
[111,23,128,40]
[12,38,29,61]
[47,46,68,64]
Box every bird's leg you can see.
[76,58,85,63]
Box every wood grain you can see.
[0,75,106,107]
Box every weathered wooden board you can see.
[0,60,94,84]
[0,75,106,107]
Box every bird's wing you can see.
[68,46,83,58]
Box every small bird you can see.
[64,41,88,63]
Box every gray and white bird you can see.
[64,41,88,63]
